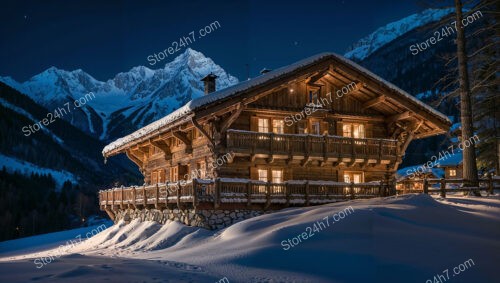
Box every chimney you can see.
[260,68,271,75]
[201,73,218,95]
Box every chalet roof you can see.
[396,165,444,181]
[103,52,451,156]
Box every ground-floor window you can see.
[343,171,364,183]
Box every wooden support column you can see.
[440,178,446,198]
[246,181,252,207]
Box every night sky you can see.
[1,0,426,82]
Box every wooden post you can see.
[285,183,290,206]
[143,185,146,205]
[265,181,271,209]
[246,181,252,207]
[379,182,384,197]
[121,187,124,208]
[176,181,181,208]
[269,133,274,156]
[214,178,220,208]
[351,138,355,159]
[488,173,494,195]
[305,181,310,206]
[192,178,198,207]
[111,188,115,209]
[155,184,159,208]
[440,178,446,198]
[378,140,382,161]
[350,182,355,200]
[132,187,136,207]
[423,178,429,194]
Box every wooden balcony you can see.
[226,130,398,164]
[99,178,391,212]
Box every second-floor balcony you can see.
[226,130,398,163]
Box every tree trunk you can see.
[454,0,479,190]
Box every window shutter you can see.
[250,116,258,132]
[250,167,258,180]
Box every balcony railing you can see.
[226,130,397,160]
[99,178,391,209]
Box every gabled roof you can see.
[103,52,451,157]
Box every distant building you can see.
[438,151,463,179]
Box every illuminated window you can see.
[343,172,363,183]
[343,123,365,138]
[309,90,319,104]
[196,161,206,179]
[258,118,269,133]
[272,170,283,183]
[258,169,268,182]
[449,169,456,177]
[312,121,320,135]
[273,119,284,134]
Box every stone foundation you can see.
[113,208,263,230]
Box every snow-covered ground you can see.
[0,194,499,283]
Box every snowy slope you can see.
[1,194,499,282]
[0,48,238,141]
[345,8,454,61]
[0,154,77,190]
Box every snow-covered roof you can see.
[396,165,444,181]
[103,52,451,156]
[437,151,463,167]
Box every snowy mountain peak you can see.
[0,49,238,141]
[345,8,455,61]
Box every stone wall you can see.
[113,208,263,230]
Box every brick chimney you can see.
[201,73,218,95]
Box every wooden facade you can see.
[100,53,451,212]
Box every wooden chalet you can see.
[98,53,451,226]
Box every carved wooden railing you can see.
[99,179,391,209]
[226,130,397,160]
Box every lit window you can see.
[258,169,268,182]
[258,118,269,133]
[273,119,284,134]
[312,121,320,135]
[343,123,365,138]
[309,90,319,104]
[344,172,363,183]
[272,170,283,183]
[197,161,206,179]
[449,169,456,177]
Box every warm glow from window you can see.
[273,119,284,134]
[343,123,365,138]
[272,170,283,183]
[449,169,457,177]
[258,118,269,133]
[312,121,320,135]
[258,169,268,182]
[344,172,363,183]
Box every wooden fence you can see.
[396,176,499,198]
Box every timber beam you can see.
[172,131,193,154]
[362,95,386,110]
[150,139,172,160]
